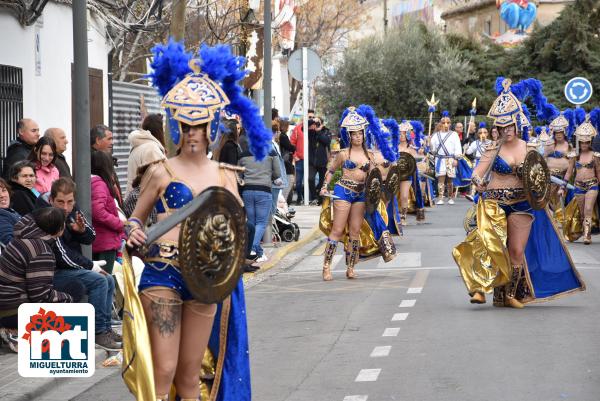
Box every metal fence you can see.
[0,65,23,174]
[110,80,162,194]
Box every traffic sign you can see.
[564,77,593,105]
[288,48,322,82]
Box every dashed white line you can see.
[370,346,392,357]
[399,299,416,308]
[355,368,381,382]
[407,287,423,294]
[382,327,401,337]
[391,312,409,321]
[343,396,368,401]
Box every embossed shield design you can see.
[178,187,247,304]
[384,164,402,200]
[397,152,417,181]
[522,150,551,210]
[365,168,383,215]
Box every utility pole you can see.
[72,0,92,258]
[170,0,186,41]
[262,0,273,245]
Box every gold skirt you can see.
[452,200,512,295]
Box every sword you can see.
[550,175,575,191]
[145,188,217,245]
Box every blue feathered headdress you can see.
[478,122,487,130]
[382,118,400,159]
[148,39,271,160]
[494,77,559,124]
[411,120,425,149]
[563,108,587,140]
[441,110,450,118]
[590,108,600,134]
[357,105,396,162]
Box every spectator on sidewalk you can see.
[2,118,40,179]
[91,125,123,206]
[239,145,282,262]
[8,161,39,216]
[308,117,331,204]
[214,119,242,165]
[278,118,296,204]
[0,208,86,352]
[44,128,71,178]
[29,136,59,194]
[271,121,289,211]
[35,178,121,351]
[290,109,315,204]
[91,150,124,275]
[126,114,166,194]
[0,179,20,246]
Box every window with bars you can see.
[0,65,23,173]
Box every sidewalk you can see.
[244,204,324,279]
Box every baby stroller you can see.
[273,206,300,242]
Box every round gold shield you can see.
[384,164,402,200]
[522,150,551,210]
[365,168,383,215]
[397,152,417,181]
[178,187,247,304]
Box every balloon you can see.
[499,1,537,31]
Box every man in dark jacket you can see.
[35,177,121,351]
[2,118,40,179]
[308,117,331,204]
[44,128,71,178]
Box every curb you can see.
[244,225,322,280]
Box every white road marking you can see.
[343,396,368,401]
[399,299,416,308]
[391,313,409,321]
[382,327,401,337]
[376,252,421,268]
[370,346,392,357]
[355,368,381,382]
[407,287,423,293]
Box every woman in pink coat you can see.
[91,150,124,274]
[29,137,59,194]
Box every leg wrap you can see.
[506,264,523,299]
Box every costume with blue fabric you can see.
[561,114,600,244]
[453,78,585,307]
[122,40,271,401]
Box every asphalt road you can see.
[66,199,600,401]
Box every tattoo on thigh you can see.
[150,299,181,337]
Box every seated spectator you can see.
[0,208,85,352]
[91,150,124,274]
[126,114,166,193]
[35,178,121,351]
[9,160,39,216]
[29,136,59,194]
[0,178,21,246]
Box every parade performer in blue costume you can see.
[361,108,398,258]
[124,40,271,401]
[453,78,585,308]
[560,111,600,245]
[465,123,491,167]
[430,111,463,205]
[395,120,426,224]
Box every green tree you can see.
[319,23,474,125]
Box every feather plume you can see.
[383,118,400,159]
[148,39,193,97]
[338,108,352,148]
[590,107,600,133]
[198,44,272,160]
[411,120,424,149]
[357,105,396,162]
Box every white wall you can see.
[0,2,110,167]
